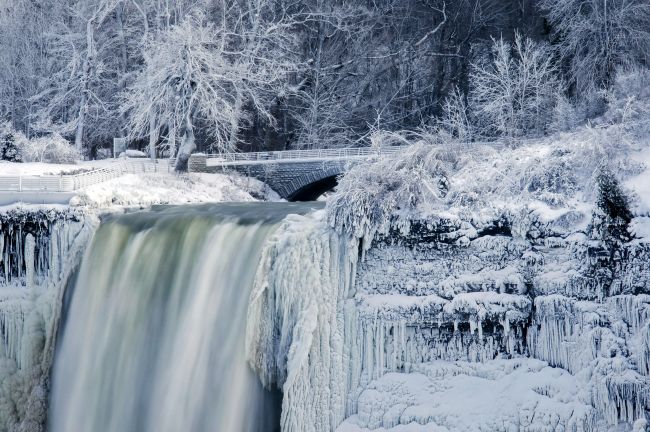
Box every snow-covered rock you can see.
[0,206,97,431]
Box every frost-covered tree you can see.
[123,14,235,170]
[469,34,559,139]
[438,86,473,141]
[549,95,582,133]
[0,122,25,162]
[30,0,125,155]
[123,5,297,169]
[540,0,650,93]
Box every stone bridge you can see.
[188,147,404,201]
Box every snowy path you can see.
[0,192,75,205]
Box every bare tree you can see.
[469,33,559,139]
[122,8,297,171]
[540,0,650,93]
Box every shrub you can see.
[21,133,80,164]
[593,166,633,243]
[0,122,24,162]
[327,131,452,247]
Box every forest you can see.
[1,0,649,166]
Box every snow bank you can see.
[338,359,596,432]
[70,172,280,208]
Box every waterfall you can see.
[49,203,319,432]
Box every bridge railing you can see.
[0,159,173,192]
[205,145,407,164]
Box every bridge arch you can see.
[216,161,350,201]
[193,151,373,200]
[287,174,339,201]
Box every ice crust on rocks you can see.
[0,207,97,432]
[338,359,596,432]
[248,201,650,431]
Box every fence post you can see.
[18,175,22,192]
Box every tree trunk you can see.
[75,18,96,155]
[175,116,195,172]
[168,122,177,158]
[228,90,243,151]
[148,113,158,160]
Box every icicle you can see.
[469,318,477,335]
[25,234,35,290]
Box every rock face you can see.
[342,210,650,431]
[244,205,650,432]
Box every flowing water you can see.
[49,202,322,432]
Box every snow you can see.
[69,172,280,208]
[629,217,650,241]
[0,160,115,176]
[337,359,596,432]
[118,149,147,158]
[626,146,650,216]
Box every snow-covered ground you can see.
[0,160,281,209]
[338,359,596,432]
[0,159,115,175]
[69,171,280,208]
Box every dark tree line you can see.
[1,0,648,159]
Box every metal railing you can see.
[0,159,173,192]
[205,145,407,166]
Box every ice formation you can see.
[246,210,359,432]
[338,359,596,432]
[247,199,650,431]
[0,207,97,431]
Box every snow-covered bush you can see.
[549,95,582,133]
[469,34,559,139]
[602,68,650,133]
[327,131,451,246]
[20,133,80,163]
[0,121,25,162]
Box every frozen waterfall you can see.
[49,203,319,432]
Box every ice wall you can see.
[347,209,650,430]
[246,211,359,432]
[256,206,650,431]
[0,208,97,432]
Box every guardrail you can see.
[205,145,407,165]
[0,159,173,192]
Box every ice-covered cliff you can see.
[0,207,97,432]
[2,133,650,431]
[247,133,650,430]
[246,204,649,431]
